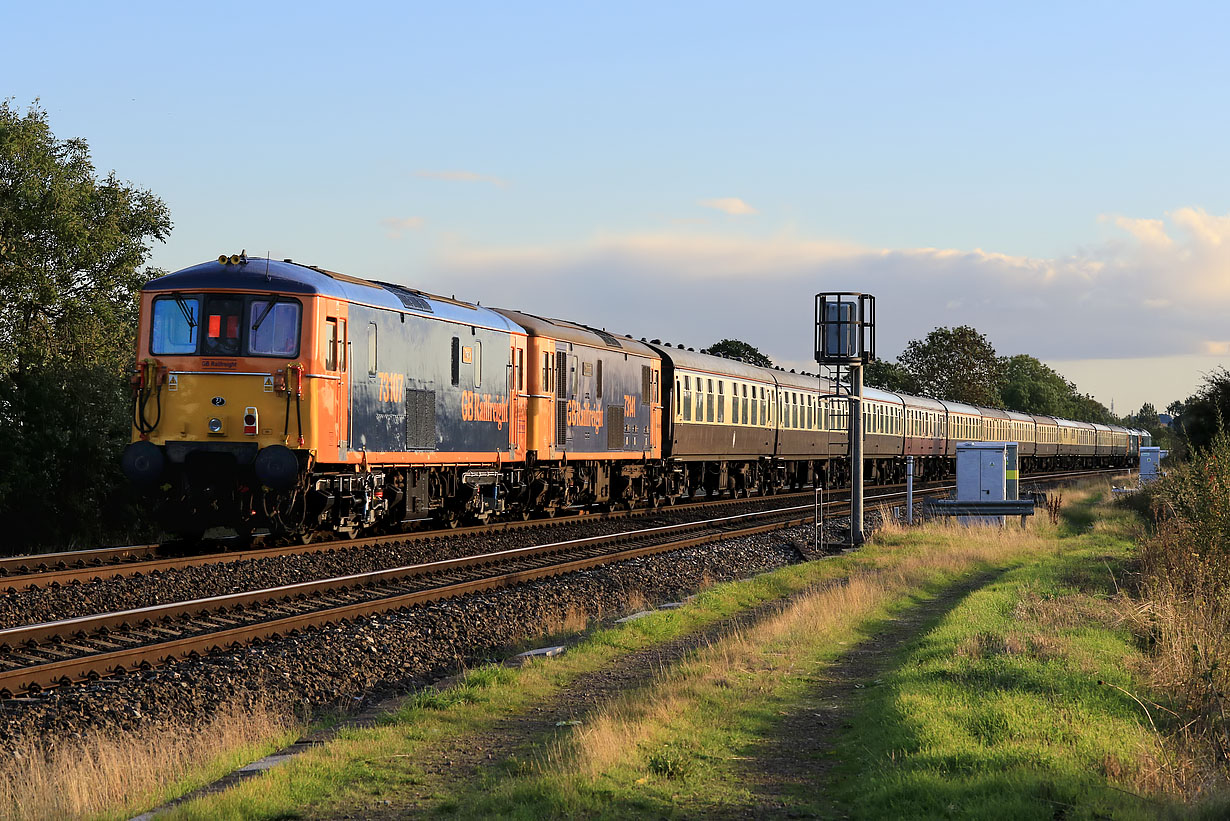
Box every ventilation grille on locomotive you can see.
[376,282,433,313]
[593,329,621,348]
[556,400,568,445]
[405,389,437,450]
[607,406,624,449]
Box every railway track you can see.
[0,469,1120,592]
[0,468,1123,699]
[0,485,921,698]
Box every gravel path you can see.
[733,568,1005,818]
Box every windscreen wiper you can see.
[251,295,279,332]
[173,293,197,330]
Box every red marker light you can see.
[243,407,258,435]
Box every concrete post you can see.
[906,455,914,525]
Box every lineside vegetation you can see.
[1124,431,1230,801]
[127,483,1229,820]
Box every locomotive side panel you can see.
[346,303,520,463]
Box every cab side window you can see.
[367,322,378,376]
[325,319,338,371]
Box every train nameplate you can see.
[201,358,238,370]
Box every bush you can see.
[1136,433,1230,765]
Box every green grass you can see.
[823,493,1171,820]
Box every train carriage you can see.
[1031,414,1060,468]
[651,344,780,498]
[938,400,984,454]
[772,369,850,488]
[902,394,948,479]
[1004,410,1037,460]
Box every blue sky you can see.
[6,1,1228,412]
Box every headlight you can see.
[208,417,223,433]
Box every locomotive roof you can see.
[143,258,522,333]
[491,309,658,357]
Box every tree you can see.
[897,325,1003,406]
[863,359,919,393]
[998,354,1076,416]
[0,101,171,550]
[1133,402,1160,430]
[701,338,773,368]
[1174,367,1230,452]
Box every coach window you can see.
[717,381,725,423]
[683,375,692,421]
[368,323,378,376]
[324,319,338,370]
[151,296,199,354]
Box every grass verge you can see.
[163,486,1141,819]
[824,488,1179,819]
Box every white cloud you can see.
[699,197,757,216]
[382,216,424,238]
[416,170,508,188]
[1109,215,1171,248]
[419,207,1230,369]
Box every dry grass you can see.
[1115,435,1230,800]
[0,699,299,820]
[540,602,592,636]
